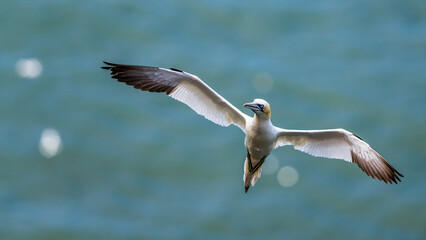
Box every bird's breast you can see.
[245,123,275,159]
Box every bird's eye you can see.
[258,104,264,110]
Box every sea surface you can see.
[1,0,425,239]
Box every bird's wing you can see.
[274,128,403,183]
[102,62,249,132]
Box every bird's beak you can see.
[243,102,260,112]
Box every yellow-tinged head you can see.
[243,98,271,119]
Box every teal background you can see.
[1,0,425,239]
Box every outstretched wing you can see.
[102,62,249,132]
[274,128,403,184]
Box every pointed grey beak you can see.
[243,102,260,112]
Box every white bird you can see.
[102,62,403,193]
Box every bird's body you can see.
[243,103,276,191]
[102,62,403,192]
[246,118,275,162]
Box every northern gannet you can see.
[102,62,403,193]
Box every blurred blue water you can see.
[1,0,425,239]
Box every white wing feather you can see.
[103,62,249,132]
[274,128,403,183]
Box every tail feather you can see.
[243,158,263,193]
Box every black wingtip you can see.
[103,61,115,66]
[102,61,115,69]
[245,186,250,193]
[170,67,183,73]
[391,165,404,184]
[102,61,116,70]
[389,170,403,184]
[394,171,403,184]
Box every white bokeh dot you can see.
[277,166,299,187]
[252,72,274,94]
[16,58,43,79]
[39,128,62,158]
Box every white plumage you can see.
[102,62,403,193]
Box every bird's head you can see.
[243,99,271,119]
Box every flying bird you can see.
[102,62,403,193]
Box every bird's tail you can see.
[243,158,263,193]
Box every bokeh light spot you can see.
[16,58,43,79]
[252,72,274,94]
[39,128,62,158]
[277,166,299,187]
